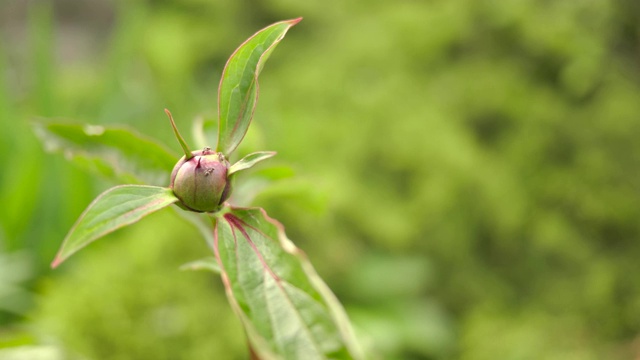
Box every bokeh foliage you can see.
[1,0,640,359]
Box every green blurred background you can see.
[1,0,640,359]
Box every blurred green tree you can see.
[1,0,639,359]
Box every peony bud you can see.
[170,147,231,212]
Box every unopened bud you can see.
[170,147,231,212]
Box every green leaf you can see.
[32,121,177,185]
[228,151,277,176]
[179,257,221,274]
[213,207,364,360]
[165,109,194,159]
[52,185,179,268]
[216,18,301,155]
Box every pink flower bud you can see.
[170,148,231,212]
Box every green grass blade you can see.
[29,1,54,116]
[214,207,363,359]
[52,185,179,268]
[216,18,301,155]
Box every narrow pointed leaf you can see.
[217,18,301,155]
[213,207,363,359]
[32,121,176,185]
[228,151,277,176]
[52,185,179,268]
[165,109,194,159]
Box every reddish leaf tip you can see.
[289,17,303,25]
[51,256,63,269]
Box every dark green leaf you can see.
[33,121,177,185]
[213,207,363,359]
[216,18,301,155]
[52,185,179,268]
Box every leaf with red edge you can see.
[228,151,277,176]
[213,207,363,359]
[216,18,301,156]
[52,185,179,268]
